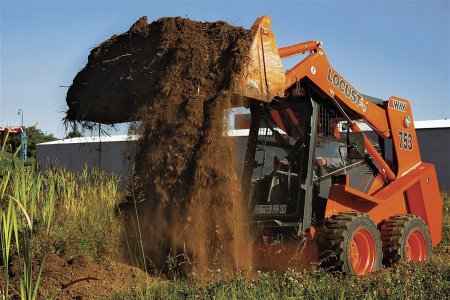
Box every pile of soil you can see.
[1,254,150,299]
[67,17,254,274]
[66,16,250,124]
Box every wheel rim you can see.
[350,228,377,274]
[406,229,428,262]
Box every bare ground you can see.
[1,254,151,299]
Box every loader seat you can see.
[267,171,299,206]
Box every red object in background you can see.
[234,114,252,130]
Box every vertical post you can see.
[20,131,27,162]
[241,105,262,208]
[98,125,102,169]
[301,99,319,232]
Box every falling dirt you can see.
[67,17,255,275]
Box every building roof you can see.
[38,119,450,145]
[414,119,450,129]
[38,135,139,145]
[357,119,450,131]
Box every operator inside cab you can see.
[273,117,346,176]
[313,117,346,173]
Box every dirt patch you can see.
[1,254,150,299]
[67,17,254,274]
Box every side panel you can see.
[404,164,442,245]
[325,163,443,246]
[325,187,408,225]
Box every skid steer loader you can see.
[233,16,443,274]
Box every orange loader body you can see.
[236,16,443,274]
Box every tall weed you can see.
[1,155,54,299]
[1,155,122,299]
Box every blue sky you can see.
[1,0,449,138]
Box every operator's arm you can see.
[315,156,344,169]
[325,157,344,168]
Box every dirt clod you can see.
[67,16,254,274]
[66,16,251,124]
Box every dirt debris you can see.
[67,16,255,274]
[1,253,150,299]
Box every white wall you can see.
[37,139,137,186]
[37,127,450,189]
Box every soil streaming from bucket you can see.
[67,16,255,273]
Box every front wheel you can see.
[381,215,432,266]
[318,212,382,275]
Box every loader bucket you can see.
[233,16,286,102]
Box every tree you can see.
[65,123,83,139]
[3,126,57,159]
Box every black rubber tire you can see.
[380,214,432,266]
[318,212,383,275]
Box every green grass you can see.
[1,155,123,299]
[1,153,449,300]
[1,148,37,171]
[108,256,449,300]
[34,167,122,259]
[438,189,450,250]
[1,162,122,261]
[110,192,450,300]
[1,153,55,299]
[108,258,449,299]
[0,151,14,170]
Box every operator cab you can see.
[242,90,379,236]
[249,97,311,223]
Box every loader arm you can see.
[279,41,397,182]
[235,16,391,139]
[282,43,391,139]
[235,16,395,182]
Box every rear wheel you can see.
[318,212,382,275]
[381,215,431,266]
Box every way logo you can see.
[389,99,407,112]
